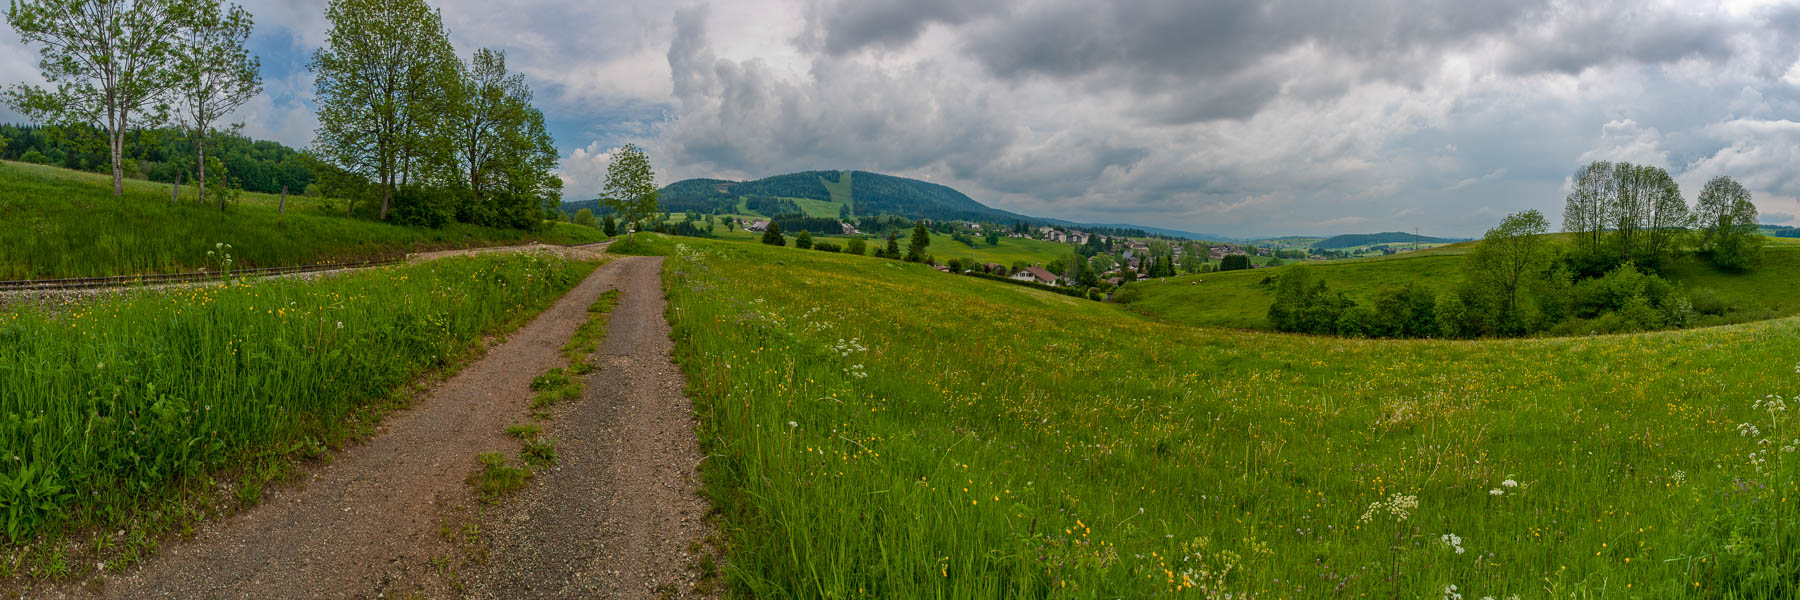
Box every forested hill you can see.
[649,170,1035,223]
[1314,231,1465,248]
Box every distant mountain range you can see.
[562,170,1228,240]
[1313,232,1467,249]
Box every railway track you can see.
[0,257,406,291]
[0,240,614,293]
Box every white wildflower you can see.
[1489,489,1504,496]
[1442,583,1462,600]
[1439,533,1465,555]
[1501,479,1518,488]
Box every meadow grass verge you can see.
[0,251,596,580]
[0,160,607,279]
[658,235,1800,598]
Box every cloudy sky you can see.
[7,0,1800,237]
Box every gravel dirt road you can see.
[460,256,716,600]
[31,250,714,599]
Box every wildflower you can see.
[1440,533,1465,555]
[1501,479,1518,488]
[1443,583,1463,600]
[1489,489,1504,496]
[336,321,344,329]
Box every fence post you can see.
[172,171,182,204]
[279,186,287,214]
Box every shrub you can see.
[389,186,454,228]
[574,208,596,228]
[813,241,841,253]
[845,237,867,255]
[1219,254,1251,271]
[795,231,814,250]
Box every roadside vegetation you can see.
[0,251,593,568]
[651,233,1800,597]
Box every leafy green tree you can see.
[449,48,557,224]
[794,230,813,249]
[602,214,616,236]
[1465,209,1553,334]
[1219,254,1251,271]
[985,230,1000,246]
[309,0,458,220]
[904,222,930,262]
[175,0,261,211]
[1695,175,1761,272]
[761,221,785,246]
[882,230,901,259]
[845,236,866,255]
[6,0,198,197]
[601,144,658,243]
[573,208,595,228]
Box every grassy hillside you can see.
[1121,241,1800,331]
[655,233,1800,597]
[0,161,605,279]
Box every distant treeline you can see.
[745,196,803,216]
[2,123,315,195]
[771,215,842,235]
[1768,225,1800,238]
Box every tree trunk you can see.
[198,141,209,210]
[279,186,287,213]
[379,182,392,221]
[110,131,124,197]
[109,106,125,197]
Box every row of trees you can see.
[5,0,562,230]
[1264,165,1764,339]
[7,0,264,208]
[310,0,559,228]
[1563,161,1761,273]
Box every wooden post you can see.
[173,171,182,203]
[279,186,287,214]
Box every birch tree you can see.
[6,0,196,197]
[174,0,259,211]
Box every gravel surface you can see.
[460,256,718,599]
[34,250,632,599]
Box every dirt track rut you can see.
[33,253,711,599]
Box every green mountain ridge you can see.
[566,169,1227,239]
[1314,231,1467,248]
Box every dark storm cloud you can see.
[662,7,1020,180]
[802,0,1001,55]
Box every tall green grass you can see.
[0,252,593,544]
[0,160,606,279]
[656,234,1800,598]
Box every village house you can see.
[744,219,769,232]
[1010,266,1059,286]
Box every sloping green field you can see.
[1121,243,1800,331]
[0,161,604,279]
[653,233,1800,598]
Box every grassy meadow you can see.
[652,233,1800,598]
[0,252,594,565]
[0,161,606,279]
[1122,243,1800,332]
